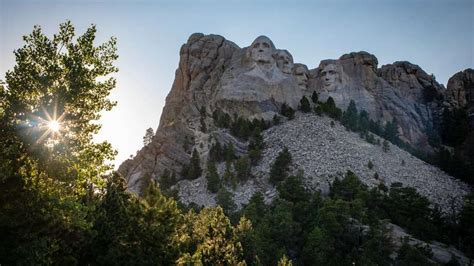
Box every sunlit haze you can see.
[1,0,473,167]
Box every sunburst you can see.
[30,104,67,145]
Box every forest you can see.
[0,22,472,265]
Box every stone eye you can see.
[263,43,270,48]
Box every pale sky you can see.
[1,0,473,167]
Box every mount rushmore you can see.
[119,33,472,211]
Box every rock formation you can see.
[118,33,471,211]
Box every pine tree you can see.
[269,147,292,184]
[186,149,202,179]
[216,188,237,215]
[235,155,251,181]
[311,91,319,103]
[382,140,390,152]
[206,161,220,193]
[143,127,154,145]
[280,103,295,120]
[299,96,311,113]
[159,169,176,191]
[224,143,236,162]
[341,100,358,131]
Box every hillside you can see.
[177,112,469,212]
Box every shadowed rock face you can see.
[446,69,474,128]
[118,33,304,193]
[118,33,469,197]
[309,52,446,149]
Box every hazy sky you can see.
[1,0,473,167]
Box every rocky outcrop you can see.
[118,33,239,193]
[445,69,474,129]
[446,69,474,108]
[308,52,445,150]
[118,34,305,193]
[118,33,470,203]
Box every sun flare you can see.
[48,120,61,133]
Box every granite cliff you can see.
[118,33,472,212]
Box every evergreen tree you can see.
[458,192,474,258]
[235,155,251,181]
[176,207,249,265]
[143,127,154,145]
[224,143,236,162]
[269,147,292,184]
[184,149,202,179]
[311,91,319,103]
[383,119,400,144]
[0,21,117,264]
[280,103,295,120]
[341,100,359,131]
[206,161,220,193]
[299,96,311,113]
[358,110,370,133]
[209,140,223,162]
[383,140,390,152]
[216,187,237,215]
[273,114,282,125]
[159,169,176,191]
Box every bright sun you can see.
[48,120,61,133]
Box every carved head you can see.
[293,63,309,89]
[275,49,294,74]
[321,63,342,90]
[249,35,276,65]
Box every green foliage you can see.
[87,176,182,265]
[176,207,249,265]
[209,140,223,162]
[382,140,390,152]
[216,187,237,215]
[458,192,474,258]
[277,174,310,203]
[277,254,293,266]
[396,238,434,266]
[341,100,359,131]
[143,127,154,145]
[0,21,117,264]
[248,129,265,165]
[272,114,281,125]
[159,169,177,191]
[311,91,319,104]
[368,160,374,169]
[320,97,342,120]
[385,186,437,241]
[269,147,292,184]
[299,96,311,113]
[280,103,295,120]
[225,142,237,162]
[212,108,231,128]
[441,108,469,146]
[383,119,400,145]
[206,161,220,193]
[330,170,368,201]
[182,148,202,179]
[235,155,251,181]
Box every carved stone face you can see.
[250,36,275,65]
[275,50,294,74]
[293,64,309,88]
[321,64,340,90]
